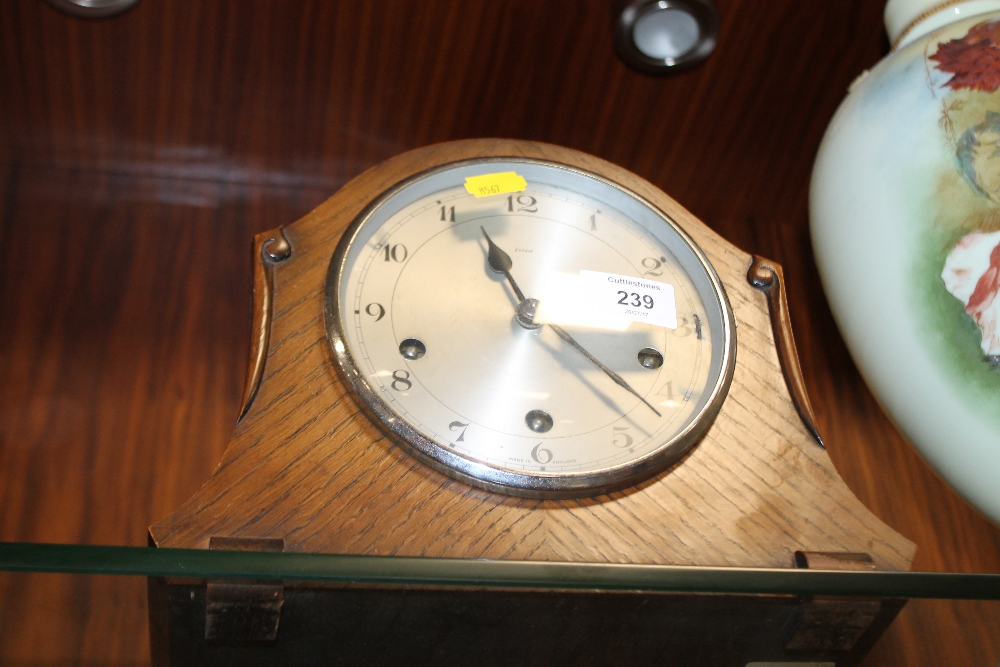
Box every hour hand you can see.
[481,227,526,302]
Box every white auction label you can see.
[579,270,677,329]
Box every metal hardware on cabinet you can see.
[238,228,291,422]
[205,537,286,642]
[43,0,140,18]
[263,228,292,262]
[615,0,719,74]
[788,551,904,653]
[748,256,825,448]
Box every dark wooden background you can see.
[0,0,998,664]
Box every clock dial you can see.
[325,159,735,497]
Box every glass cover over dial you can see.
[325,159,736,497]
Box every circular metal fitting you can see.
[515,298,543,330]
[44,0,140,18]
[615,0,720,74]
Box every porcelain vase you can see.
[811,0,1000,523]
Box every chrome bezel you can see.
[324,157,736,498]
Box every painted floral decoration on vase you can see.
[811,9,1000,522]
[930,19,1000,368]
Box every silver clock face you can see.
[325,158,736,497]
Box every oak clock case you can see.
[325,159,736,498]
[150,140,913,580]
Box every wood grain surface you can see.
[149,139,917,574]
[1,0,999,664]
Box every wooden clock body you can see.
[147,139,915,666]
[149,139,914,573]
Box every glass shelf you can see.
[2,542,999,665]
[2,541,998,600]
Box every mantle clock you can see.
[147,140,914,667]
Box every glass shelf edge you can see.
[1,542,997,601]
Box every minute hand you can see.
[480,227,661,418]
[548,323,662,417]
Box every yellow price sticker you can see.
[464,172,527,198]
